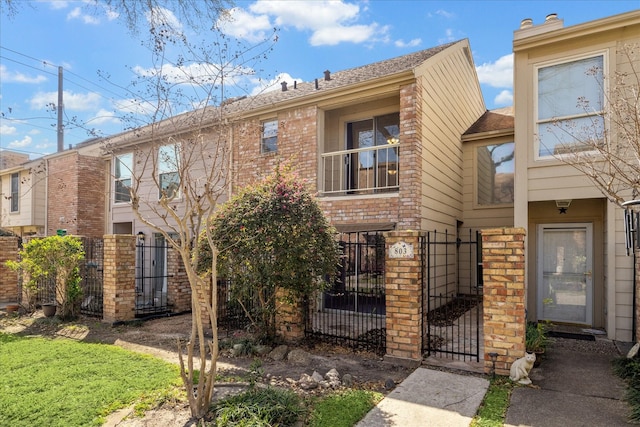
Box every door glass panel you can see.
[539,225,592,324]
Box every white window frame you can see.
[261,119,278,154]
[534,51,607,161]
[114,153,133,204]
[10,172,19,212]
[474,141,515,208]
[158,144,180,200]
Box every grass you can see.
[0,332,181,427]
[470,376,515,427]
[306,389,383,427]
[612,357,640,422]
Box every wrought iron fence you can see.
[135,237,171,317]
[79,237,104,317]
[305,231,386,354]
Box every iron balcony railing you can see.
[321,144,399,196]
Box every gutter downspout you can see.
[44,158,49,236]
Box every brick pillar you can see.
[482,228,526,376]
[0,236,20,303]
[384,230,424,364]
[275,288,305,342]
[167,246,191,313]
[636,253,640,342]
[102,234,136,323]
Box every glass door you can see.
[537,224,593,325]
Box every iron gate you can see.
[79,237,104,317]
[422,229,482,361]
[135,235,171,316]
[305,231,386,354]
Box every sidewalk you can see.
[358,336,631,427]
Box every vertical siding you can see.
[416,42,486,231]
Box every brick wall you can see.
[0,236,20,303]
[47,153,106,237]
[482,228,526,376]
[636,253,640,342]
[383,230,424,363]
[102,234,136,323]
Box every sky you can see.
[0,0,638,159]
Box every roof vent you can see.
[520,18,533,29]
[294,81,297,89]
[324,70,331,81]
[315,78,319,90]
[545,13,558,22]
[281,81,288,92]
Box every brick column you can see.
[482,228,526,376]
[102,234,136,323]
[0,236,20,303]
[275,288,305,342]
[384,230,424,364]
[167,246,191,313]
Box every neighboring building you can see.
[0,159,46,236]
[510,10,640,341]
[0,150,29,170]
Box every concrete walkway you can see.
[356,368,489,427]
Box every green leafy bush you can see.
[211,387,304,426]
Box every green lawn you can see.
[0,333,180,427]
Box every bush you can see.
[211,387,305,426]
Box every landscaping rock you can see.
[254,344,272,356]
[299,373,319,390]
[385,378,396,390]
[342,373,354,387]
[287,348,311,365]
[268,344,289,361]
[325,368,341,388]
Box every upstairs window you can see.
[158,144,180,199]
[114,153,132,203]
[261,119,278,154]
[10,172,19,212]
[476,142,514,206]
[536,54,604,158]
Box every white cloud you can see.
[494,90,513,106]
[86,109,120,126]
[395,38,422,48]
[9,135,32,148]
[0,124,17,135]
[146,7,183,33]
[67,6,100,25]
[435,9,455,19]
[217,7,272,43]
[476,53,513,88]
[0,64,48,84]
[249,72,304,96]
[47,1,69,10]
[29,91,101,111]
[220,1,388,46]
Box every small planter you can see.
[5,304,20,314]
[42,304,57,318]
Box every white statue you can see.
[509,352,536,385]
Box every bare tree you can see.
[100,18,277,424]
[545,44,640,206]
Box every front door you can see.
[537,223,593,325]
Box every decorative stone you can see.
[342,373,354,387]
[384,378,395,390]
[287,348,311,365]
[627,342,640,359]
[268,344,289,361]
[510,352,536,385]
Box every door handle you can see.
[584,270,592,277]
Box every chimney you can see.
[545,13,558,22]
[281,81,288,92]
[520,18,533,29]
[324,70,331,81]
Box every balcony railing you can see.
[321,145,399,196]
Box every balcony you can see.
[321,144,399,196]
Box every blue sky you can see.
[1,0,638,158]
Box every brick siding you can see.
[102,234,136,323]
[0,236,20,303]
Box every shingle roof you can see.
[464,106,514,135]
[222,40,460,115]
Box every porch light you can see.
[387,136,399,145]
[137,231,145,242]
[555,199,571,208]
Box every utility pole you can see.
[57,66,63,152]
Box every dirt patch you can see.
[1,310,414,426]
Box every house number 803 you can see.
[389,241,414,259]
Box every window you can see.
[10,172,19,212]
[536,54,604,158]
[158,144,180,199]
[261,119,278,153]
[114,153,132,203]
[346,113,399,192]
[476,142,514,206]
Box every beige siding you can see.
[0,168,46,234]
[416,41,486,231]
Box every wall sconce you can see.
[488,352,498,378]
[555,199,571,214]
[137,231,145,242]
